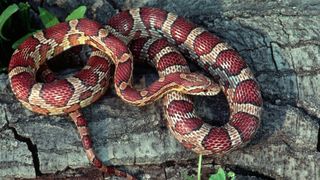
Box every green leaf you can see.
[11,32,34,49]
[209,168,226,180]
[17,2,30,11]
[227,171,236,180]
[38,7,59,28]
[65,6,87,21]
[0,3,19,40]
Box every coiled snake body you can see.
[8,7,262,179]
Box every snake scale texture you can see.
[8,7,262,179]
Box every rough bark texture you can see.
[0,0,319,179]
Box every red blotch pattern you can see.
[74,69,98,87]
[75,115,88,127]
[81,135,92,150]
[148,38,170,59]
[92,157,103,168]
[114,60,132,87]
[18,36,39,52]
[87,55,110,72]
[40,80,74,107]
[44,22,69,44]
[214,50,247,75]
[107,11,133,36]
[157,52,187,71]
[167,100,194,116]
[171,17,195,44]
[77,19,102,36]
[230,112,259,142]
[140,7,167,29]
[202,128,231,152]
[107,167,116,174]
[194,32,221,56]
[103,34,129,58]
[174,117,203,135]
[10,72,35,101]
[8,51,35,71]
[234,79,262,106]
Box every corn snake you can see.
[8,7,263,179]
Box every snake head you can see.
[179,72,221,96]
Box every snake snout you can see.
[180,72,221,96]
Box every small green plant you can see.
[38,7,59,28]
[0,2,87,72]
[209,167,235,180]
[65,6,87,21]
[0,3,19,40]
[182,173,196,180]
[183,155,236,180]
